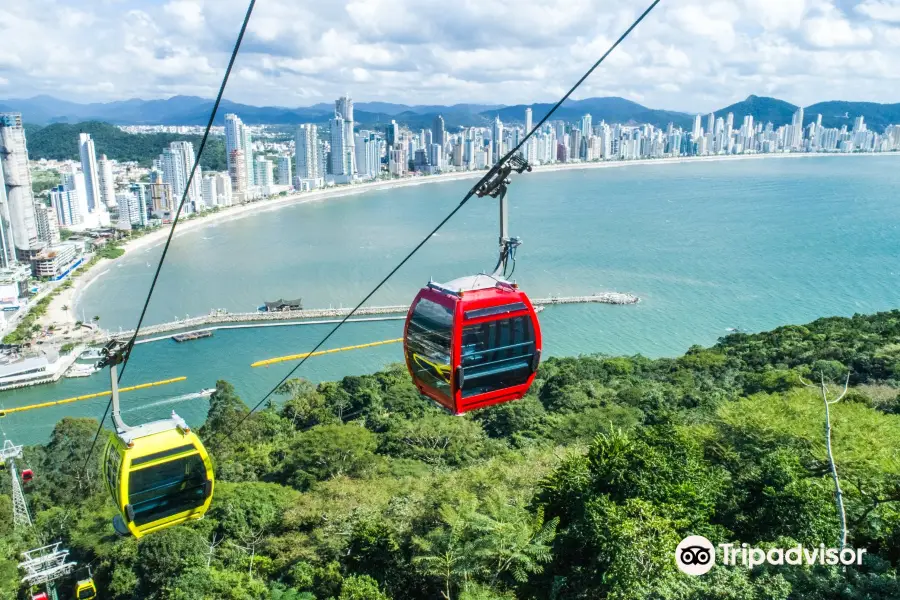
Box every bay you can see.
[4,156,899,444]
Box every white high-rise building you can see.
[242,125,255,187]
[255,157,274,188]
[115,191,144,230]
[330,115,355,180]
[97,154,116,209]
[201,175,218,208]
[159,141,202,214]
[295,124,321,186]
[791,107,804,149]
[225,113,255,189]
[692,114,702,139]
[0,142,15,267]
[492,116,504,162]
[0,113,42,258]
[62,168,101,230]
[525,108,533,134]
[706,113,715,137]
[354,133,378,179]
[277,155,292,186]
[34,203,60,245]
[334,95,356,177]
[50,185,83,227]
[581,114,593,138]
[229,150,247,193]
[78,133,101,213]
[214,173,233,206]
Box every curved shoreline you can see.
[68,151,898,324]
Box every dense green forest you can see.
[24,122,227,171]
[3,310,900,599]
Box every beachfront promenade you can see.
[94,293,640,344]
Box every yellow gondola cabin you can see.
[75,567,97,599]
[98,340,214,539]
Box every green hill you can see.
[24,121,227,171]
[3,309,900,598]
[712,94,798,127]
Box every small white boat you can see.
[66,364,98,378]
[79,347,104,360]
[199,388,215,397]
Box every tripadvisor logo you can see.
[676,536,715,575]
[675,536,868,576]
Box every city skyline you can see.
[3,1,900,112]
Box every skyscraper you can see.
[295,124,321,184]
[201,175,218,208]
[34,204,60,245]
[214,173,233,206]
[525,108,533,134]
[229,150,247,193]
[432,115,446,150]
[0,113,42,258]
[277,155,292,186]
[255,156,274,188]
[50,185,83,227]
[159,141,202,213]
[330,115,355,179]
[790,107,805,149]
[387,120,399,149]
[492,116,504,162]
[225,113,255,188]
[0,153,14,268]
[98,154,116,208]
[692,115,702,138]
[78,133,101,213]
[335,95,356,175]
[581,114,593,138]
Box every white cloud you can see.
[803,15,874,46]
[0,0,898,113]
[856,0,900,22]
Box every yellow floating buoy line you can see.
[0,377,187,416]
[251,338,403,368]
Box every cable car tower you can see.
[1,438,31,528]
[2,440,76,599]
[18,544,76,591]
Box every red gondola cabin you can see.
[404,275,542,414]
[21,469,33,483]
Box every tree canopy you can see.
[4,310,900,598]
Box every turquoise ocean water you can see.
[3,156,899,444]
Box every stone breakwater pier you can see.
[94,293,639,344]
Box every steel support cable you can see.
[80,0,258,477]
[216,0,663,447]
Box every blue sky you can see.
[1,0,899,112]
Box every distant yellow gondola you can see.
[75,568,97,599]
[98,340,214,539]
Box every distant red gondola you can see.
[404,274,542,414]
[22,468,33,483]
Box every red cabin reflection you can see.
[21,469,33,483]
[404,275,542,414]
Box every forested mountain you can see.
[3,309,900,599]
[7,93,900,134]
[712,95,799,128]
[24,121,227,170]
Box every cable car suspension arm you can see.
[96,340,134,434]
[475,154,532,278]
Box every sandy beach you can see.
[41,150,899,333]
